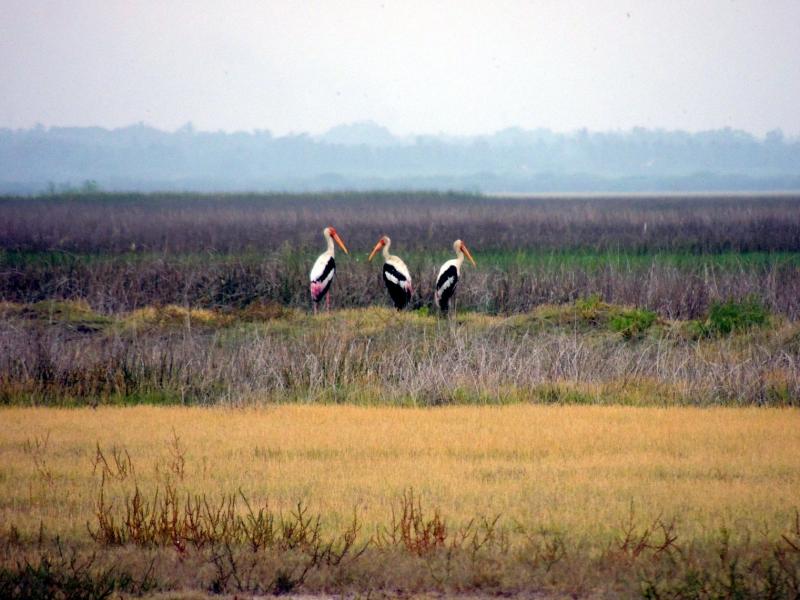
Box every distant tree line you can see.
[1,122,799,193]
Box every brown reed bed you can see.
[2,192,800,254]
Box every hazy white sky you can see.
[2,1,799,136]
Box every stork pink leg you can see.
[326,291,331,312]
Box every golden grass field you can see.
[2,404,799,546]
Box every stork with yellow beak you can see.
[368,235,412,310]
[309,226,348,313]
[434,239,476,314]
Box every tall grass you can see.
[2,250,800,318]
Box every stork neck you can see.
[453,245,465,268]
[382,240,392,261]
[324,231,335,254]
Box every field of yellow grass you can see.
[2,404,799,545]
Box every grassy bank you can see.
[1,301,797,407]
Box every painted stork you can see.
[309,226,348,313]
[434,239,476,314]
[368,235,413,310]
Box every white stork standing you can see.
[434,239,476,314]
[309,226,349,313]
[368,235,413,310]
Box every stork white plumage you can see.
[309,226,348,313]
[434,239,476,314]
[368,235,413,310]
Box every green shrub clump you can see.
[691,298,769,338]
[572,295,658,338]
[610,308,658,339]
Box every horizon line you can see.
[1,120,795,141]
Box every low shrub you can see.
[0,547,150,600]
[690,297,770,338]
[610,308,658,339]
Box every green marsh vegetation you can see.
[2,192,800,597]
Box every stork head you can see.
[368,235,390,262]
[454,239,476,266]
[324,226,349,254]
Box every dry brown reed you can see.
[2,192,800,254]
